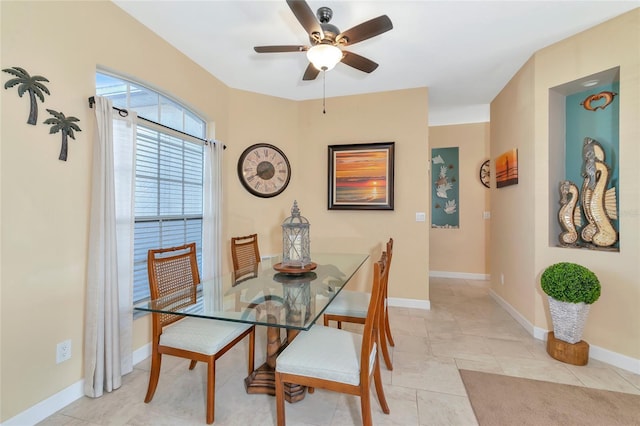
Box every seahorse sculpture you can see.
[580,146,597,242]
[580,137,618,247]
[558,180,581,245]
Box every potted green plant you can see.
[541,262,601,344]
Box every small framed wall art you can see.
[328,142,395,210]
[496,148,519,188]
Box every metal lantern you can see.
[282,200,311,268]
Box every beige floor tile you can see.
[392,352,466,396]
[454,355,504,374]
[614,366,640,390]
[429,334,492,359]
[392,333,430,355]
[484,336,537,358]
[36,277,640,426]
[495,355,584,385]
[567,365,640,394]
[416,389,478,426]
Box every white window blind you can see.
[132,123,204,302]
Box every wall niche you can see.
[548,67,620,252]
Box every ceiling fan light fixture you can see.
[307,44,342,71]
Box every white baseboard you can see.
[2,381,84,426]
[388,296,431,310]
[133,342,152,365]
[490,289,640,375]
[589,345,640,375]
[429,270,490,281]
[387,270,490,311]
[3,344,154,426]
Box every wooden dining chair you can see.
[145,242,255,424]
[275,252,390,426]
[231,233,261,284]
[323,238,395,370]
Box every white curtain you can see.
[84,96,136,397]
[202,139,224,311]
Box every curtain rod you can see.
[88,96,225,149]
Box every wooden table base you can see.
[244,324,306,402]
[244,362,306,402]
[546,331,589,365]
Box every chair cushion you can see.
[160,317,252,355]
[324,290,370,318]
[276,325,376,386]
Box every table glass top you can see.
[134,253,369,330]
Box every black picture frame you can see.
[328,142,395,210]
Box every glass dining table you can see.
[134,252,369,402]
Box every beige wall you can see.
[0,1,231,420]
[429,123,490,275]
[490,57,537,321]
[225,89,302,261]
[1,1,429,421]
[295,90,430,297]
[491,8,640,359]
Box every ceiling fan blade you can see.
[302,63,321,81]
[254,45,308,53]
[286,0,323,40]
[341,51,379,73]
[336,15,393,45]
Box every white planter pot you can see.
[547,296,591,344]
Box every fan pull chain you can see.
[323,71,327,114]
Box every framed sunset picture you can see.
[496,148,519,188]
[328,142,395,210]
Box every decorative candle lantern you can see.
[282,200,311,268]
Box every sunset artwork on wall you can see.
[328,142,395,210]
[496,148,519,188]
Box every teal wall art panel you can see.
[565,82,619,248]
[566,82,619,192]
[431,147,459,228]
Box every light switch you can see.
[416,212,426,222]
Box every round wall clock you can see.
[237,143,291,198]
[479,159,490,188]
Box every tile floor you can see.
[38,277,640,425]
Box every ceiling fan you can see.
[254,0,393,81]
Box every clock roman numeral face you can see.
[237,143,291,198]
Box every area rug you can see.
[459,369,640,426]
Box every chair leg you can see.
[144,351,162,403]
[206,358,215,424]
[189,360,198,370]
[373,358,390,414]
[323,315,329,326]
[360,379,373,426]
[384,307,395,347]
[379,327,393,370]
[337,321,342,329]
[275,372,286,426]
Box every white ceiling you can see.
[112,1,638,125]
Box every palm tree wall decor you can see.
[2,66,50,125]
[43,109,81,161]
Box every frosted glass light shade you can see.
[306,44,342,71]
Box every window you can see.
[96,72,207,303]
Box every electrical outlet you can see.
[56,340,72,364]
[501,273,505,286]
